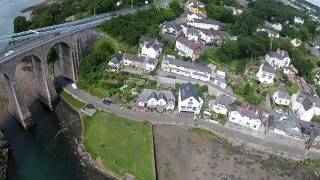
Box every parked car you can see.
[103,99,113,105]
[4,50,14,57]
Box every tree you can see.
[13,16,30,33]
[206,5,234,23]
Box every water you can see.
[0,0,42,35]
[1,99,112,180]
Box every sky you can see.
[305,0,320,7]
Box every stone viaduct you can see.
[0,29,102,129]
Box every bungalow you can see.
[256,63,276,84]
[228,106,262,131]
[265,22,283,31]
[265,49,291,69]
[137,89,175,112]
[160,21,183,37]
[199,29,230,45]
[175,37,203,60]
[139,36,164,59]
[178,82,204,114]
[108,53,123,72]
[294,16,304,24]
[273,84,290,106]
[123,53,158,71]
[269,112,303,140]
[208,95,232,115]
[188,18,221,30]
[161,55,213,81]
[186,28,200,42]
[291,92,320,122]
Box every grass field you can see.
[60,91,85,109]
[83,112,155,180]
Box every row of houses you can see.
[161,55,228,88]
[137,82,204,114]
[108,36,163,72]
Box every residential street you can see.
[60,79,320,160]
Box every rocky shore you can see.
[0,131,8,180]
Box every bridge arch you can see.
[15,55,57,111]
[47,41,78,83]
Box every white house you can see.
[256,28,280,38]
[291,92,320,122]
[273,84,291,106]
[123,53,158,71]
[186,28,200,42]
[265,49,291,69]
[161,55,213,82]
[188,18,221,30]
[208,95,232,115]
[229,106,262,131]
[137,89,175,111]
[160,21,183,37]
[265,21,283,31]
[175,37,203,60]
[108,53,123,72]
[199,29,230,45]
[139,36,164,59]
[178,82,204,114]
[269,112,303,140]
[256,63,276,84]
[186,12,205,21]
[294,16,304,24]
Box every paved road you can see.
[59,79,320,160]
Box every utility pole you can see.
[131,0,133,8]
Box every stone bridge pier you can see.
[0,28,102,129]
[2,74,33,129]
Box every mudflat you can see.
[154,125,317,180]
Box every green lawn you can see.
[190,128,217,140]
[83,112,155,180]
[312,115,320,123]
[60,91,85,109]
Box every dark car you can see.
[103,99,113,105]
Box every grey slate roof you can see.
[146,57,158,65]
[110,53,123,64]
[180,82,204,102]
[140,36,164,51]
[277,84,290,100]
[268,49,289,60]
[199,29,230,37]
[214,95,232,107]
[176,37,202,51]
[193,18,221,26]
[164,56,212,74]
[162,21,183,31]
[138,89,175,103]
[235,107,261,119]
[269,112,302,139]
[123,53,144,62]
[261,62,276,74]
[295,92,320,110]
[215,75,226,84]
[187,28,199,36]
